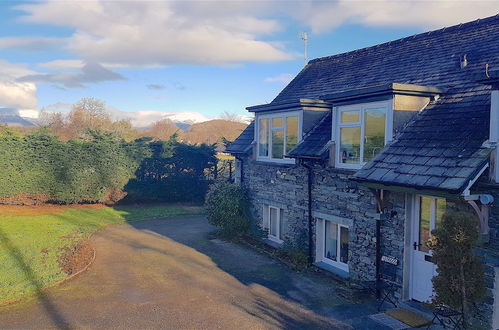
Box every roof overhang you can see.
[353,158,491,199]
[322,83,443,104]
[353,180,464,200]
[247,98,330,113]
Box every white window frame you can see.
[264,205,283,243]
[255,111,302,164]
[318,220,349,272]
[334,100,392,169]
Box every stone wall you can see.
[238,155,499,328]
[240,155,409,283]
[242,158,309,244]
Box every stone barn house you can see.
[227,15,499,327]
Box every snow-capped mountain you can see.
[2,104,252,129]
[109,109,210,127]
[0,108,36,126]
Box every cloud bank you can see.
[289,0,499,33]
[0,60,37,110]
[16,0,291,66]
[18,62,126,88]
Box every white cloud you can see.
[0,37,64,51]
[38,59,85,70]
[147,84,166,90]
[0,60,37,109]
[18,62,125,88]
[16,0,291,66]
[265,73,294,84]
[290,0,499,33]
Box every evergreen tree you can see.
[428,211,485,324]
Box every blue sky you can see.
[0,0,497,125]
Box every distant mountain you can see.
[175,122,191,132]
[107,108,211,128]
[0,108,36,127]
[182,119,247,147]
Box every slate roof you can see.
[287,112,332,159]
[225,120,254,154]
[353,91,491,193]
[273,15,499,104]
[228,15,499,193]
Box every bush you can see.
[428,211,485,324]
[280,242,309,267]
[280,230,310,267]
[205,182,250,236]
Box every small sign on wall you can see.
[381,255,398,265]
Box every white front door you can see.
[410,196,446,302]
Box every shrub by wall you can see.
[205,181,250,236]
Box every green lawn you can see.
[0,204,204,305]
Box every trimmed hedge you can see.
[123,138,216,203]
[0,127,149,204]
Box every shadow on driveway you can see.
[0,216,384,329]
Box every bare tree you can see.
[65,97,113,139]
[220,111,244,123]
[142,118,180,141]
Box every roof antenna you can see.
[300,32,308,66]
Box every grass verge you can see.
[0,203,204,304]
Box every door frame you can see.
[408,194,440,301]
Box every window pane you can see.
[419,197,431,253]
[258,119,269,157]
[341,110,360,123]
[272,130,284,159]
[272,117,283,128]
[270,207,278,237]
[340,127,361,164]
[286,116,299,153]
[340,226,349,264]
[325,222,338,261]
[435,198,446,229]
[364,108,386,162]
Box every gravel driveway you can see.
[0,216,386,329]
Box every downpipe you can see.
[301,161,314,265]
[235,156,244,184]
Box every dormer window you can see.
[325,83,441,169]
[335,101,389,168]
[257,111,302,163]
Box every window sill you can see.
[256,157,296,165]
[263,237,283,248]
[253,160,297,168]
[314,261,349,278]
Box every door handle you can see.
[413,242,421,250]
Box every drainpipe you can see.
[370,188,386,299]
[375,215,381,299]
[301,160,314,264]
